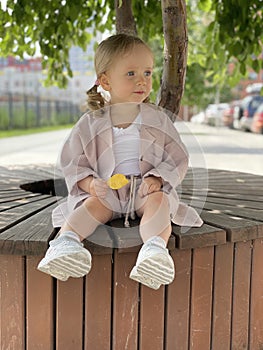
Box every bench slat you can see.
[182,193,263,210]
[173,223,226,250]
[201,211,263,242]
[0,200,59,255]
[0,196,58,233]
[0,194,52,211]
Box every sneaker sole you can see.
[131,252,175,288]
[129,266,161,290]
[38,251,92,281]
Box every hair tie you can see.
[95,79,100,86]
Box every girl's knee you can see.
[136,191,169,216]
[83,196,113,220]
[83,196,99,208]
[149,191,169,206]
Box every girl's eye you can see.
[145,70,152,77]
[127,71,135,76]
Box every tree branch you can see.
[115,0,137,36]
[158,0,188,120]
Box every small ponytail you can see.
[86,84,105,111]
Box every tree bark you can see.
[115,0,137,36]
[158,0,188,120]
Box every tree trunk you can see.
[158,0,188,121]
[115,0,137,36]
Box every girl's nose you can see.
[137,75,146,85]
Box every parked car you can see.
[251,102,263,134]
[222,100,242,128]
[191,111,206,124]
[233,95,263,131]
[205,103,229,126]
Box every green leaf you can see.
[252,59,260,73]
[198,0,212,12]
[231,41,243,56]
[240,62,246,75]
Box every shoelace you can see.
[124,175,137,228]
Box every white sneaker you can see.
[37,233,92,281]
[129,239,175,290]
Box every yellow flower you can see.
[107,174,129,189]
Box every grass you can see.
[0,124,73,138]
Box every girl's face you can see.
[100,44,153,104]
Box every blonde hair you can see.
[86,34,152,111]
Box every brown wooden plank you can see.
[211,243,234,350]
[0,190,39,201]
[183,175,262,185]
[0,201,60,255]
[204,189,263,197]
[0,255,25,350]
[56,278,84,350]
[189,193,263,221]
[189,246,214,350]
[183,189,263,203]
[0,196,58,233]
[0,194,51,211]
[231,241,252,350]
[173,223,226,250]
[85,254,112,350]
[249,238,263,350]
[0,165,56,182]
[182,192,263,210]
[109,219,175,252]
[165,249,192,350]
[83,224,114,255]
[109,219,143,250]
[0,169,41,183]
[201,211,263,242]
[195,199,263,222]
[205,178,263,187]
[112,251,139,350]
[139,285,165,349]
[26,256,54,350]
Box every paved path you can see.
[178,122,263,176]
[0,129,71,166]
[0,123,262,176]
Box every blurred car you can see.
[205,103,229,126]
[233,95,263,131]
[191,111,206,124]
[239,95,263,131]
[251,103,263,134]
[222,100,241,128]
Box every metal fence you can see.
[0,92,81,129]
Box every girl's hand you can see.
[138,176,163,197]
[89,178,109,198]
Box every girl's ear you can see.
[100,73,111,91]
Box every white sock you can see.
[59,231,81,242]
[146,236,166,249]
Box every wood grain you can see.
[26,256,54,350]
[0,255,25,350]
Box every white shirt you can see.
[112,114,141,176]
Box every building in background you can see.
[0,36,99,106]
[0,36,102,129]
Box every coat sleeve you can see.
[144,113,189,190]
[59,123,99,196]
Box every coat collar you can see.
[86,103,164,144]
[96,103,163,128]
[140,103,163,129]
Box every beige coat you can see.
[52,103,203,228]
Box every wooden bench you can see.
[0,164,263,350]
